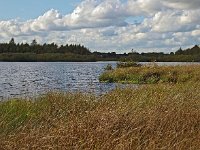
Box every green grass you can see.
[99,64,200,84]
[117,61,142,68]
[0,82,200,149]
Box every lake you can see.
[0,62,122,99]
[0,62,199,99]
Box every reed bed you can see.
[0,82,200,149]
[99,64,200,84]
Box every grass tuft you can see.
[0,82,200,149]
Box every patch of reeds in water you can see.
[99,64,200,84]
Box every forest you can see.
[0,38,200,62]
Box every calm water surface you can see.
[0,62,199,99]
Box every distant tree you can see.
[31,39,37,46]
[7,38,17,52]
[175,47,183,55]
[189,45,200,55]
[175,45,200,55]
[131,49,134,54]
[9,38,15,45]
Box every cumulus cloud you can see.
[0,0,200,52]
[162,0,200,10]
[151,10,200,33]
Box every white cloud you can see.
[150,10,200,33]
[162,0,200,10]
[0,0,200,53]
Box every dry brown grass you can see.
[0,82,200,149]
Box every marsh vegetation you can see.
[100,63,200,84]
[0,82,200,149]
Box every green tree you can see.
[9,38,15,45]
[31,39,37,46]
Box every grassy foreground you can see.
[100,64,200,84]
[0,82,200,149]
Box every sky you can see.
[0,0,200,53]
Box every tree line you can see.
[0,38,199,62]
[123,45,200,62]
[0,38,91,55]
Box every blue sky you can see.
[0,0,81,20]
[0,0,199,53]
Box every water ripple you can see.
[0,62,121,99]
